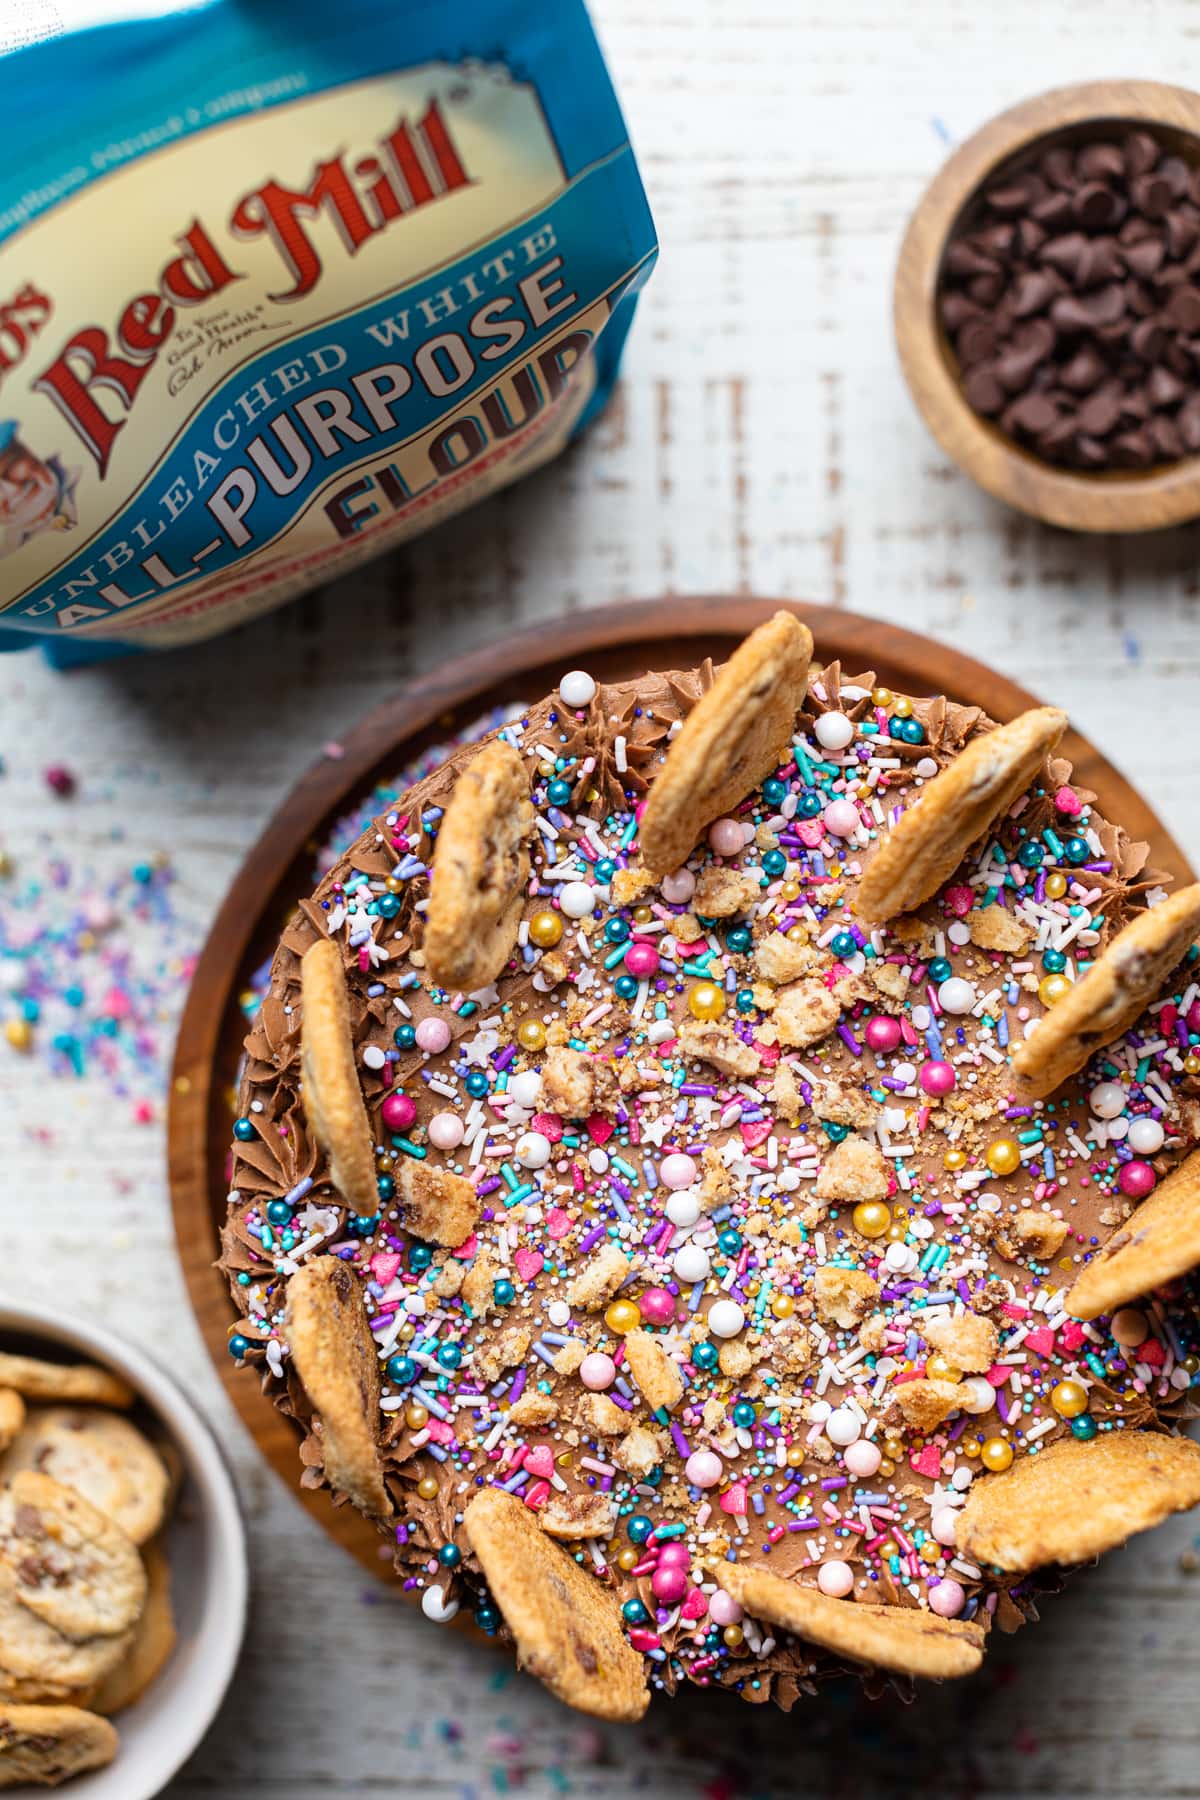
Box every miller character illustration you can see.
[0,421,78,555]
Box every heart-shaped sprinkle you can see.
[680,1586,709,1620]
[910,1444,943,1480]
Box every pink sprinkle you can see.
[909,1444,942,1479]
[524,1445,555,1479]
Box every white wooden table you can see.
[4,1,1200,1792]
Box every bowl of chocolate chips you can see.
[895,80,1200,531]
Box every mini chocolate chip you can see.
[1059,345,1108,391]
[1150,414,1184,458]
[1166,286,1200,332]
[1166,210,1200,260]
[1010,269,1061,317]
[1076,387,1122,436]
[1180,397,1200,448]
[1124,279,1156,318]
[1076,142,1125,183]
[1130,316,1169,360]
[1123,236,1166,278]
[962,367,1006,415]
[1051,284,1126,331]
[1124,130,1161,179]
[1039,231,1087,275]
[1040,145,1078,189]
[1118,385,1151,423]
[986,180,1038,216]
[967,272,1005,306]
[1148,364,1186,407]
[1075,237,1123,287]
[1013,217,1048,257]
[1160,155,1192,199]
[1074,433,1108,465]
[1133,173,1174,218]
[1118,213,1159,245]
[1007,391,1059,435]
[1031,190,1075,229]
[957,318,998,365]
[1074,182,1121,229]
[1109,429,1154,466]
[940,292,981,332]
[1094,317,1129,349]
[994,319,1056,391]
[1039,416,1080,458]
[944,240,1002,279]
[978,222,1017,260]
[1164,340,1193,377]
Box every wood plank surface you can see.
[2,1,1200,1794]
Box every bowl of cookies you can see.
[0,1303,247,1796]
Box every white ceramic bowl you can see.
[0,1300,248,1799]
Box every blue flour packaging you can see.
[0,0,655,663]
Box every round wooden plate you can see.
[168,595,1194,1581]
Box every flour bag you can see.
[0,0,655,663]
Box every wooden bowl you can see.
[895,80,1200,532]
[168,595,1194,1580]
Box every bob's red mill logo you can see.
[2,102,470,479]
